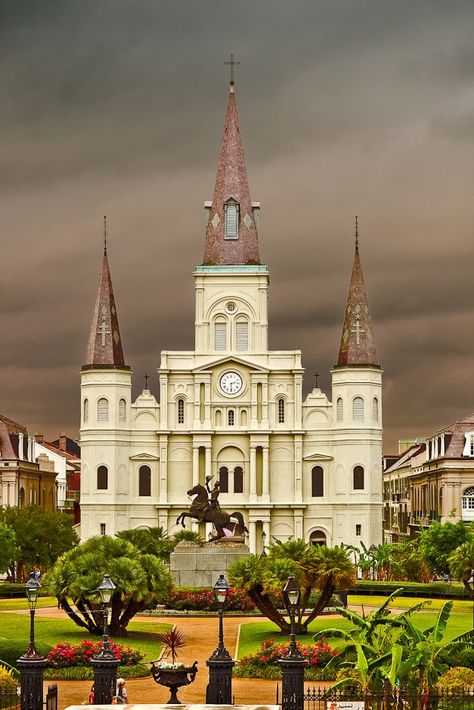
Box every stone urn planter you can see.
[150,661,198,704]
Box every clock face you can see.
[219,371,243,395]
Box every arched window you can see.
[97,398,109,422]
[214,320,227,351]
[311,466,324,497]
[310,530,327,547]
[277,398,285,424]
[352,397,364,422]
[353,465,365,490]
[462,486,474,519]
[228,410,235,426]
[139,465,151,496]
[19,487,25,507]
[240,409,247,427]
[215,409,222,427]
[219,466,229,493]
[177,398,185,425]
[336,397,343,422]
[236,319,248,351]
[372,397,379,423]
[83,399,89,423]
[234,466,244,493]
[97,465,108,490]
[224,199,239,239]
[119,398,126,422]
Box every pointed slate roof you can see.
[0,420,16,459]
[336,232,379,368]
[202,85,260,266]
[83,238,127,369]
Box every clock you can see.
[219,371,243,395]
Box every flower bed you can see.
[235,638,339,681]
[162,587,256,612]
[43,640,149,680]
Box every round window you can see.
[226,301,237,313]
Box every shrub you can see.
[235,638,338,681]
[437,667,474,691]
[0,666,17,693]
[162,587,255,612]
[43,663,150,681]
[440,645,474,671]
[46,640,143,669]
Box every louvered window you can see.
[352,397,364,422]
[97,466,108,490]
[311,466,324,497]
[119,398,126,422]
[83,399,89,423]
[219,466,229,492]
[236,320,248,351]
[336,398,343,422]
[97,398,109,422]
[139,465,151,496]
[214,321,227,351]
[234,466,244,493]
[278,398,285,424]
[177,398,185,424]
[228,410,235,426]
[372,397,379,423]
[224,200,239,239]
[353,466,365,490]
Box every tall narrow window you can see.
[97,398,109,422]
[278,398,285,424]
[352,397,364,422]
[97,465,108,490]
[219,466,229,493]
[139,465,151,496]
[228,409,235,426]
[215,409,222,427]
[353,465,365,490]
[224,199,239,239]
[311,466,324,497]
[336,397,343,422]
[177,398,185,424]
[100,523,106,536]
[119,398,126,422]
[214,320,227,351]
[372,397,379,423]
[234,466,244,493]
[356,524,362,536]
[83,399,89,423]
[236,320,248,351]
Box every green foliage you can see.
[437,666,474,690]
[352,580,468,598]
[448,538,474,600]
[0,666,17,693]
[171,530,204,546]
[236,637,338,680]
[43,663,150,681]
[44,535,173,634]
[419,521,470,576]
[0,524,17,575]
[0,506,78,581]
[116,527,176,560]
[228,540,355,634]
[157,628,186,664]
[440,645,474,671]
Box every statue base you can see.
[170,540,249,587]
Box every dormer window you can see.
[462,432,474,457]
[224,199,239,239]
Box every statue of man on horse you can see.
[176,476,248,542]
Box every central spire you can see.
[202,69,261,266]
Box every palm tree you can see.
[448,538,474,601]
[45,535,172,634]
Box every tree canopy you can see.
[448,535,474,600]
[228,539,355,633]
[0,506,78,581]
[418,520,470,576]
[45,534,173,634]
[0,522,17,574]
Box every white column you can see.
[262,446,269,500]
[205,447,212,481]
[192,446,200,486]
[249,520,257,553]
[263,520,271,551]
[18,433,24,460]
[440,435,445,457]
[249,446,257,500]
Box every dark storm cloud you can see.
[1,0,474,449]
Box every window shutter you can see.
[83,399,89,423]
[236,321,248,351]
[352,397,364,422]
[336,398,343,422]
[214,321,227,351]
[372,397,379,423]
[311,466,324,497]
[97,398,109,422]
[225,202,239,239]
[119,399,126,422]
[177,399,185,424]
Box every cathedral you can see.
[80,79,383,552]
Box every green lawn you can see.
[237,611,473,658]
[349,595,473,613]
[0,612,170,669]
[0,597,56,611]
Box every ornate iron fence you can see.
[45,684,58,710]
[300,686,474,710]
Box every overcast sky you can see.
[1,0,474,451]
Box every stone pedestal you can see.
[170,540,250,587]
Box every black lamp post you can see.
[91,573,120,704]
[278,575,307,710]
[206,574,235,704]
[17,572,47,710]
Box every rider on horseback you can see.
[197,476,221,523]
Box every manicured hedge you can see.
[351,581,468,599]
[0,582,47,599]
[43,663,150,680]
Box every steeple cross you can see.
[224,53,240,86]
[143,373,150,390]
[313,371,320,388]
[97,320,110,346]
[351,318,365,345]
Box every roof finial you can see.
[103,215,108,255]
[355,215,359,252]
[224,53,240,91]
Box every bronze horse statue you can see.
[176,483,248,542]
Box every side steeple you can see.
[336,218,379,368]
[83,217,127,369]
[203,71,260,266]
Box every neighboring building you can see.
[35,433,81,521]
[383,414,474,540]
[80,79,383,552]
[0,417,57,510]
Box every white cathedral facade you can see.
[80,82,383,553]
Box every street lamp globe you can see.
[25,572,41,610]
[283,575,300,609]
[97,573,116,605]
[213,574,229,607]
